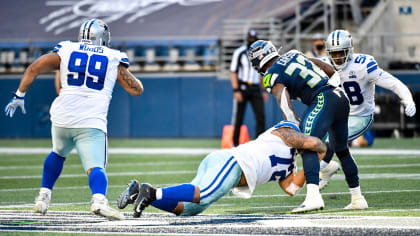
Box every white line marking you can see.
[1,147,420,155]
[1,172,419,180]
[0,170,196,179]
[0,160,200,170]
[1,162,418,171]
[1,189,420,208]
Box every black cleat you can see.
[117,179,140,209]
[133,183,156,218]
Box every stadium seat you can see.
[126,49,141,72]
[182,48,201,71]
[143,48,161,72]
[163,47,181,71]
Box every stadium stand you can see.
[0,0,419,137]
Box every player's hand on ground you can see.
[403,101,416,117]
[4,93,26,117]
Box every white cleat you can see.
[91,194,125,221]
[291,192,324,213]
[319,160,340,190]
[34,190,51,215]
[344,194,368,210]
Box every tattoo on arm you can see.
[119,66,140,92]
[273,128,326,153]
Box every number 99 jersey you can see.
[50,41,129,133]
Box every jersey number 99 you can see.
[67,51,108,90]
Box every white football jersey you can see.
[50,41,129,132]
[322,53,382,116]
[322,53,414,117]
[228,127,296,198]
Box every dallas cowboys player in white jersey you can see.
[316,29,416,209]
[4,19,143,220]
[116,121,327,217]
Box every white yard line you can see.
[1,189,420,207]
[0,170,196,180]
[1,172,419,180]
[0,160,200,170]
[1,162,419,171]
[0,147,420,155]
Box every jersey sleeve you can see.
[230,47,243,72]
[263,67,282,93]
[118,51,130,68]
[364,55,380,82]
[52,41,70,57]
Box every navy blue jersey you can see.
[263,50,329,105]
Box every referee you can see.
[230,29,267,147]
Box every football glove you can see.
[4,93,26,118]
[403,101,416,117]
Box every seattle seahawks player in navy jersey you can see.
[248,40,363,212]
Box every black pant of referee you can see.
[232,82,265,147]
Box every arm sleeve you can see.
[52,41,70,58]
[373,69,414,104]
[230,48,241,72]
[118,51,130,68]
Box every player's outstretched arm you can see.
[271,83,300,124]
[272,127,327,196]
[309,58,335,77]
[19,53,61,93]
[4,53,60,117]
[117,64,143,96]
[272,127,327,158]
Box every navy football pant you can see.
[301,88,359,187]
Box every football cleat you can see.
[34,190,51,215]
[344,194,368,210]
[91,194,124,221]
[133,183,156,218]
[319,160,340,190]
[117,179,140,209]
[291,192,324,213]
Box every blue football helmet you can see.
[274,120,301,133]
[78,19,111,47]
[325,30,353,70]
[248,40,279,75]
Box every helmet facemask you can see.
[325,30,354,71]
[327,47,353,71]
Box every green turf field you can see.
[0,137,419,218]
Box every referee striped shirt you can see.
[230,45,260,85]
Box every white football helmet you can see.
[325,30,353,71]
[78,19,111,47]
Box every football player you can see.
[317,30,416,196]
[117,121,326,217]
[4,19,143,220]
[247,40,365,212]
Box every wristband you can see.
[233,88,240,92]
[15,89,26,98]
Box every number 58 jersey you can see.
[50,41,129,133]
[323,53,380,116]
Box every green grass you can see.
[0,137,420,218]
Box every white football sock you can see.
[156,188,163,200]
